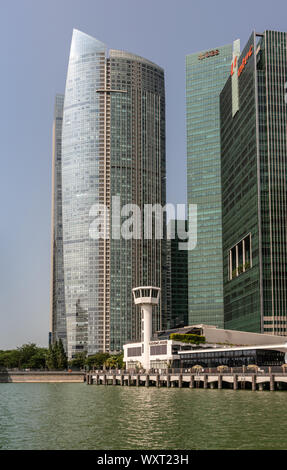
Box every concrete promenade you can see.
[0,371,85,383]
[86,369,287,391]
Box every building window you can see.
[151,289,158,298]
[228,233,252,280]
[150,344,167,356]
[127,347,142,357]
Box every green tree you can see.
[56,339,68,370]
[85,352,110,370]
[85,352,124,370]
[68,352,86,369]
[0,344,48,370]
[0,350,21,369]
[114,352,124,369]
[17,343,38,368]
[46,344,58,370]
[46,341,68,370]
[104,356,118,369]
[27,348,47,369]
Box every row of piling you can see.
[86,372,282,391]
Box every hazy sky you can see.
[1,0,287,349]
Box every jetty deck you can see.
[86,368,287,391]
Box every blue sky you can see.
[1,0,286,349]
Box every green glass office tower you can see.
[166,220,188,328]
[186,40,239,328]
[220,30,287,335]
[51,30,166,358]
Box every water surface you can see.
[0,383,286,450]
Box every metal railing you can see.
[90,366,287,375]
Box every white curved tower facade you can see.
[51,30,166,358]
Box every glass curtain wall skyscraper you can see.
[186,40,240,328]
[166,220,188,329]
[50,94,66,348]
[50,30,166,358]
[220,30,287,335]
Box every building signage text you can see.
[198,49,219,60]
[231,45,253,77]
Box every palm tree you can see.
[217,365,228,372]
[192,364,203,372]
[104,356,118,369]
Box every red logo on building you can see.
[230,56,237,76]
[231,45,253,77]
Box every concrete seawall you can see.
[0,371,85,383]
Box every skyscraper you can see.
[166,220,188,329]
[50,30,166,358]
[220,30,287,335]
[50,94,66,348]
[186,40,240,328]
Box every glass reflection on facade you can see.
[50,94,66,348]
[180,348,285,368]
[220,30,287,335]
[61,30,107,359]
[108,49,166,351]
[51,30,166,358]
[166,219,188,328]
[186,40,239,328]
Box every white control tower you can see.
[132,286,161,371]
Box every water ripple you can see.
[0,384,286,449]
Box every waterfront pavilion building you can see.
[124,323,287,370]
[50,30,166,358]
[186,40,240,328]
[220,30,287,335]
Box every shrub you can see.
[169,333,205,344]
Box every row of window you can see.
[228,233,252,280]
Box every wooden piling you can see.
[190,374,194,389]
[145,374,149,387]
[218,374,222,389]
[167,374,170,388]
[156,374,160,387]
[270,374,275,391]
[83,370,281,391]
